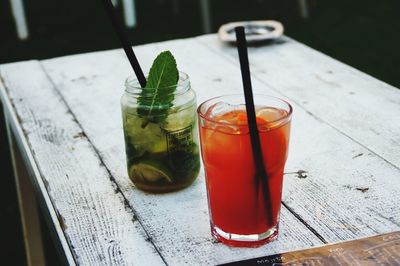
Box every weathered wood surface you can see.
[0,62,165,265]
[197,35,400,169]
[1,33,400,265]
[1,77,76,265]
[40,44,322,265]
[195,35,400,240]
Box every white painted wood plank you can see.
[41,44,323,264]
[41,36,400,262]
[196,34,400,169]
[1,78,76,265]
[189,36,400,239]
[0,61,166,266]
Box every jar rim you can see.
[197,94,292,129]
[125,71,190,96]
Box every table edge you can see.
[0,78,76,266]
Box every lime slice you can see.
[256,107,283,122]
[130,161,173,183]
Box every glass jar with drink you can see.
[121,71,200,193]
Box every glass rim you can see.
[197,94,293,127]
[125,71,190,96]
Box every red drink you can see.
[197,95,292,247]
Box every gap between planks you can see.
[190,37,331,245]
[193,36,400,173]
[0,62,167,266]
[39,42,325,264]
[36,62,170,266]
[0,77,77,265]
[182,36,400,240]
[35,34,400,263]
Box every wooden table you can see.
[1,34,400,265]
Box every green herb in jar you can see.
[137,51,179,127]
[121,51,200,193]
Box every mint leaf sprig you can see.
[137,51,179,128]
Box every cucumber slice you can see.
[130,161,173,183]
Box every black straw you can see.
[235,26,273,226]
[102,0,147,87]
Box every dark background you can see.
[1,0,399,264]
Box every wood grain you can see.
[40,43,323,265]
[1,78,76,265]
[193,35,400,240]
[1,33,399,265]
[0,61,165,265]
[43,36,400,260]
[40,35,400,263]
[197,35,400,169]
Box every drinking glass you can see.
[197,94,292,247]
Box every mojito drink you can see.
[122,100,200,192]
[121,50,200,193]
